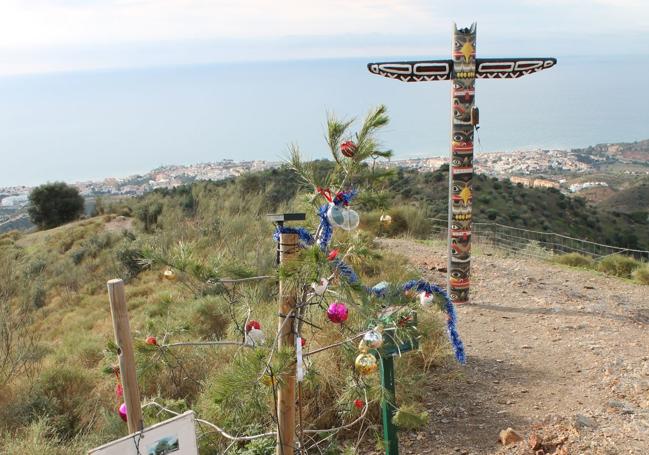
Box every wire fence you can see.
[428,217,649,262]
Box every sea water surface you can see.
[0,56,647,186]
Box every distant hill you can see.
[572,139,649,163]
[597,182,649,216]
[383,165,649,250]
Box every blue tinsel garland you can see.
[402,280,466,364]
[273,226,315,247]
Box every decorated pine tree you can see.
[106,105,464,454]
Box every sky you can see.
[1,0,649,76]
[1,1,649,187]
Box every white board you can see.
[89,411,199,455]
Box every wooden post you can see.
[277,232,298,455]
[107,279,144,434]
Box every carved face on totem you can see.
[452,178,472,209]
[452,129,474,154]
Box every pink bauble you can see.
[118,403,127,422]
[326,302,349,323]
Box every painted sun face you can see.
[452,180,473,205]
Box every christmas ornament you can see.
[245,320,261,332]
[354,399,364,409]
[245,328,265,346]
[419,291,434,306]
[311,278,328,296]
[115,383,123,398]
[361,329,384,350]
[380,214,393,225]
[327,249,339,261]
[355,352,378,375]
[340,140,357,158]
[404,289,418,299]
[163,269,177,281]
[327,204,359,231]
[300,337,306,347]
[326,301,349,323]
[118,403,127,422]
[261,374,273,386]
[145,336,157,346]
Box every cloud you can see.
[0,0,648,75]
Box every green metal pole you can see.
[380,355,398,455]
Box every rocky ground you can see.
[378,239,649,455]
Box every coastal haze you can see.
[0,55,648,187]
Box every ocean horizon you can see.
[1,55,648,187]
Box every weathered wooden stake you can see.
[107,278,144,434]
[277,232,298,455]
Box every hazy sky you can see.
[1,0,648,75]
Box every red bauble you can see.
[145,336,157,346]
[246,320,261,333]
[300,338,306,347]
[327,249,339,261]
[340,140,357,158]
[354,399,364,409]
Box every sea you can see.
[0,55,648,187]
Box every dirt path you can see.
[378,239,649,455]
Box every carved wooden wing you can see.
[476,58,557,79]
[367,60,453,82]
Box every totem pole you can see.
[367,23,556,303]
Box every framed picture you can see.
[89,411,198,455]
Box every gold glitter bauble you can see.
[355,353,378,376]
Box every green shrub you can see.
[23,258,47,279]
[23,366,97,439]
[31,285,46,309]
[596,255,642,279]
[632,265,649,285]
[553,253,594,268]
[28,182,85,230]
[0,418,88,455]
[116,245,147,279]
[70,248,86,265]
[190,297,230,340]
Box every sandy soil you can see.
[376,239,649,455]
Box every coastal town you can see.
[2,143,648,229]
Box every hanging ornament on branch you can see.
[326,301,349,324]
[340,140,357,158]
[118,403,128,422]
[327,204,360,231]
[245,320,265,346]
[311,278,329,296]
[163,269,177,281]
[360,328,384,350]
[355,352,378,376]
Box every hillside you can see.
[0,176,454,454]
[170,163,649,249]
[597,182,649,215]
[572,139,649,164]
[379,165,649,249]
[0,159,648,453]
